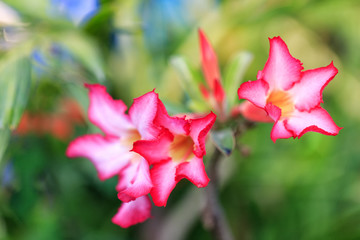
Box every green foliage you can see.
[170,56,209,112]
[55,32,105,82]
[223,51,253,109]
[0,57,31,129]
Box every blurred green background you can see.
[0,0,359,239]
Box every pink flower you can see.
[133,101,216,206]
[198,29,226,119]
[238,37,341,142]
[112,195,152,228]
[66,84,161,203]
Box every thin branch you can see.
[203,148,234,240]
[203,119,255,240]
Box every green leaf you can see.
[0,128,10,164]
[11,58,32,127]
[223,51,253,108]
[0,56,32,128]
[55,32,105,82]
[187,100,211,113]
[170,56,210,112]
[3,0,49,20]
[170,56,204,100]
[162,100,189,115]
[210,128,235,156]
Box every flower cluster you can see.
[66,31,342,228]
[66,84,216,227]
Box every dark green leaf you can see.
[0,128,10,164]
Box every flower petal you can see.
[176,156,209,188]
[154,101,188,135]
[199,83,210,99]
[290,62,338,111]
[265,103,281,122]
[214,78,225,103]
[66,134,131,180]
[132,129,173,165]
[129,90,161,140]
[285,107,342,138]
[188,112,216,157]
[237,80,269,108]
[233,101,273,122]
[199,29,221,91]
[85,84,134,136]
[265,103,293,142]
[270,120,293,143]
[150,160,178,207]
[112,195,152,228]
[116,158,153,202]
[257,37,303,91]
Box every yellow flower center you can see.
[120,129,142,163]
[120,129,141,147]
[266,90,294,118]
[170,135,195,163]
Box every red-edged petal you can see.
[112,195,152,228]
[150,160,178,207]
[116,158,152,202]
[233,101,273,122]
[265,103,281,122]
[85,84,134,136]
[66,134,131,180]
[176,156,209,188]
[265,103,293,142]
[154,101,188,135]
[285,107,342,138]
[237,80,269,108]
[290,62,338,111]
[129,90,161,140]
[257,37,303,91]
[199,29,221,90]
[270,120,293,143]
[132,129,173,165]
[188,112,216,158]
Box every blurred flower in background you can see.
[198,29,226,120]
[16,98,85,140]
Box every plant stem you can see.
[203,148,234,240]
[203,119,254,240]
